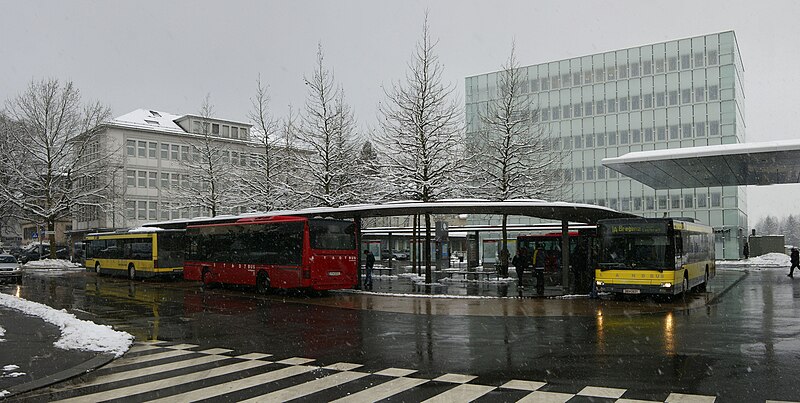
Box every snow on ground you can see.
[0,293,132,357]
[717,252,790,269]
[22,259,83,270]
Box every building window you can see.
[231,151,239,165]
[709,121,720,136]
[667,57,678,71]
[137,141,147,158]
[231,127,239,139]
[621,198,630,211]
[630,62,640,77]
[609,198,618,210]
[656,92,666,107]
[531,79,540,92]
[671,194,681,209]
[680,54,690,69]
[137,201,147,220]
[539,78,549,91]
[137,171,146,187]
[573,103,582,118]
[584,71,593,84]
[684,194,694,208]
[695,122,706,137]
[631,95,641,110]
[222,125,230,138]
[181,145,189,161]
[551,76,560,89]
[171,145,179,160]
[126,140,136,157]
[161,202,171,221]
[682,123,693,138]
[161,144,169,159]
[212,123,220,135]
[633,197,642,211]
[607,98,616,113]
[585,133,594,148]
[563,105,572,119]
[609,169,618,179]
[657,126,666,141]
[126,201,135,220]
[597,166,606,179]
[697,193,707,207]
[541,108,550,121]
[574,168,583,181]
[595,68,604,83]
[606,67,616,81]
[655,58,665,73]
[595,100,605,115]
[562,73,571,87]
[148,172,157,188]
[681,89,692,104]
[222,150,230,163]
[574,135,583,149]
[645,128,654,142]
[645,196,655,210]
[619,130,629,144]
[552,107,560,120]
[695,87,705,102]
[708,50,718,65]
[619,97,628,111]
[608,131,617,146]
[669,125,680,140]
[694,52,704,67]
[711,192,721,207]
[126,170,135,187]
[669,91,679,105]
[586,167,594,180]
[632,129,641,143]
[658,195,668,210]
[572,72,581,86]
[708,85,719,100]
[643,60,652,75]
[148,201,158,220]
[171,173,179,188]
[161,173,170,189]
[584,102,593,116]
[617,64,627,79]
[643,94,653,109]
[596,132,606,147]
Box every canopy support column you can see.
[561,220,570,293]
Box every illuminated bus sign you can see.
[607,223,667,235]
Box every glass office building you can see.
[465,31,746,259]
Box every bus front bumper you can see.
[596,282,677,295]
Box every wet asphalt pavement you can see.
[2,267,800,402]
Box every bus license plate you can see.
[623,289,641,294]
[328,271,341,276]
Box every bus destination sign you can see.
[608,223,666,235]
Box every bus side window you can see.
[675,232,683,258]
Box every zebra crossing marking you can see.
[103,349,194,368]
[516,390,575,403]
[432,373,477,383]
[422,383,495,402]
[323,362,363,371]
[374,367,418,377]
[198,347,233,355]
[81,354,230,387]
[665,393,717,402]
[162,343,198,350]
[239,370,369,402]
[501,379,547,391]
[236,352,272,360]
[275,357,315,365]
[579,385,627,399]
[329,376,429,403]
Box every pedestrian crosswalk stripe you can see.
[329,376,429,403]
[579,385,627,398]
[146,364,318,403]
[665,393,717,402]
[501,379,547,391]
[421,383,495,402]
[237,352,272,360]
[432,373,477,383]
[276,357,315,365]
[198,347,233,355]
[51,360,272,403]
[374,367,418,377]
[516,390,575,403]
[125,343,162,354]
[240,370,369,402]
[103,348,194,368]
[323,362,363,371]
[162,343,199,350]
[81,354,230,387]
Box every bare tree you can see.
[242,74,283,212]
[293,43,360,208]
[171,94,240,217]
[377,14,464,282]
[466,42,567,275]
[1,78,111,257]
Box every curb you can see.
[3,353,116,399]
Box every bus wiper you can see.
[598,262,627,271]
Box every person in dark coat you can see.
[789,247,799,278]
[533,244,546,296]
[364,250,375,289]
[743,242,750,260]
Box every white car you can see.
[0,254,22,283]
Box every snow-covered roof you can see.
[602,139,800,189]
[107,109,186,134]
[143,199,636,229]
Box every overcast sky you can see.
[2,0,798,225]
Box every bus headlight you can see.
[596,280,605,286]
[661,282,673,288]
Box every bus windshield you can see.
[601,233,671,269]
[309,219,355,250]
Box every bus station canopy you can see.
[602,139,800,190]
[144,199,635,229]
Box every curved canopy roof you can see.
[144,199,635,229]
[603,140,800,189]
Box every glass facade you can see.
[465,31,746,259]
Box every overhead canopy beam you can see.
[603,139,800,189]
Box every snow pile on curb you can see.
[23,259,83,270]
[717,252,789,268]
[0,293,133,357]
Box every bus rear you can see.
[305,219,357,290]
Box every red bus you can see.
[184,215,357,292]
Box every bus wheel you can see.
[256,272,270,294]
[698,269,709,292]
[128,264,136,280]
[95,262,102,275]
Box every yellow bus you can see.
[595,218,715,296]
[84,229,184,279]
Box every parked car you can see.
[392,250,409,260]
[0,254,22,283]
[380,250,392,260]
[20,244,68,263]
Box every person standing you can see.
[364,250,375,289]
[789,247,799,278]
[743,242,750,260]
